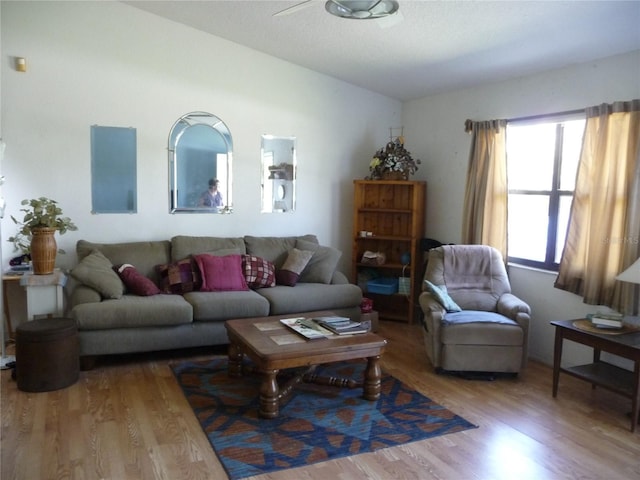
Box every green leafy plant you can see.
[8,197,78,254]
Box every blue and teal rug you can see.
[172,357,477,480]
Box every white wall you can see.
[402,50,640,367]
[0,1,401,276]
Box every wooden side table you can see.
[20,270,67,320]
[551,319,640,432]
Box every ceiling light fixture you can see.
[325,0,399,19]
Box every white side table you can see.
[20,270,67,320]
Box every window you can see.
[506,115,585,270]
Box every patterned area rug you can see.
[172,357,477,480]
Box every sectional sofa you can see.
[68,234,362,366]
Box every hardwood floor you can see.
[2,321,639,480]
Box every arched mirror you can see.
[168,112,233,213]
[261,135,296,213]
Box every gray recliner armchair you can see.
[419,245,530,375]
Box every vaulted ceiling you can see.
[125,1,640,101]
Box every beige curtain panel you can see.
[461,119,508,259]
[555,99,640,314]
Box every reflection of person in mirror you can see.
[198,178,223,208]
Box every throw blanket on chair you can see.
[442,245,495,291]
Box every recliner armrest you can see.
[419,292,445,329]
[419,292,446,369]
[498,293,531,369]
[497,293,531,320]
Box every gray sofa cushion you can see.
[256,283,362,315]
[296,238,342,284]
[71,284,102,306]
[244,235,318,267]
[184,290,270,321]
[73,294,193,330]
[171,235,245,261]
[77,240,171,282]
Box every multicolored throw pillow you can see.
[155,258,201,294]
[242,255,276,289]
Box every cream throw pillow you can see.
[275,248,314,286]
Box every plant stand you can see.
[20,270,67,320]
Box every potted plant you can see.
[366,137,421,180]
[8,197,78,274]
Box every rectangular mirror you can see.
[261,135,296,213]
[91,125,137,213]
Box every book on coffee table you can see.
[312,316,369,335]
[280,317,332,340]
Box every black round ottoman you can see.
[15,317,79,392]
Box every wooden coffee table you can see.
[225,310,387,419]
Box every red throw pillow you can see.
[194,254,249,292]
[242,255,276,289]
[114,264,161,296]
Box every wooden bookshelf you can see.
[352,180,426,323]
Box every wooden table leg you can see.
[2,278,14,341]
[552,326,563,398]
[363,355,382,401]
[227,341,243,377]
[592,347,601,390]
[631,360,640,433]
[259,369,279,419]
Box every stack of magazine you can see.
[312,316,369,335]
[280,316,370,340]
[587,312,624,329]
[280,318,332,340]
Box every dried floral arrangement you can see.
[366,137,421,180]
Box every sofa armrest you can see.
[330,271,349,285]
[70,284,102,308]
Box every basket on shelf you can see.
[382,170,407,180]
[398,260,411,294]
[398,276,410,294]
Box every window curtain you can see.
[461,119,508,258]
[555,100,640,314]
